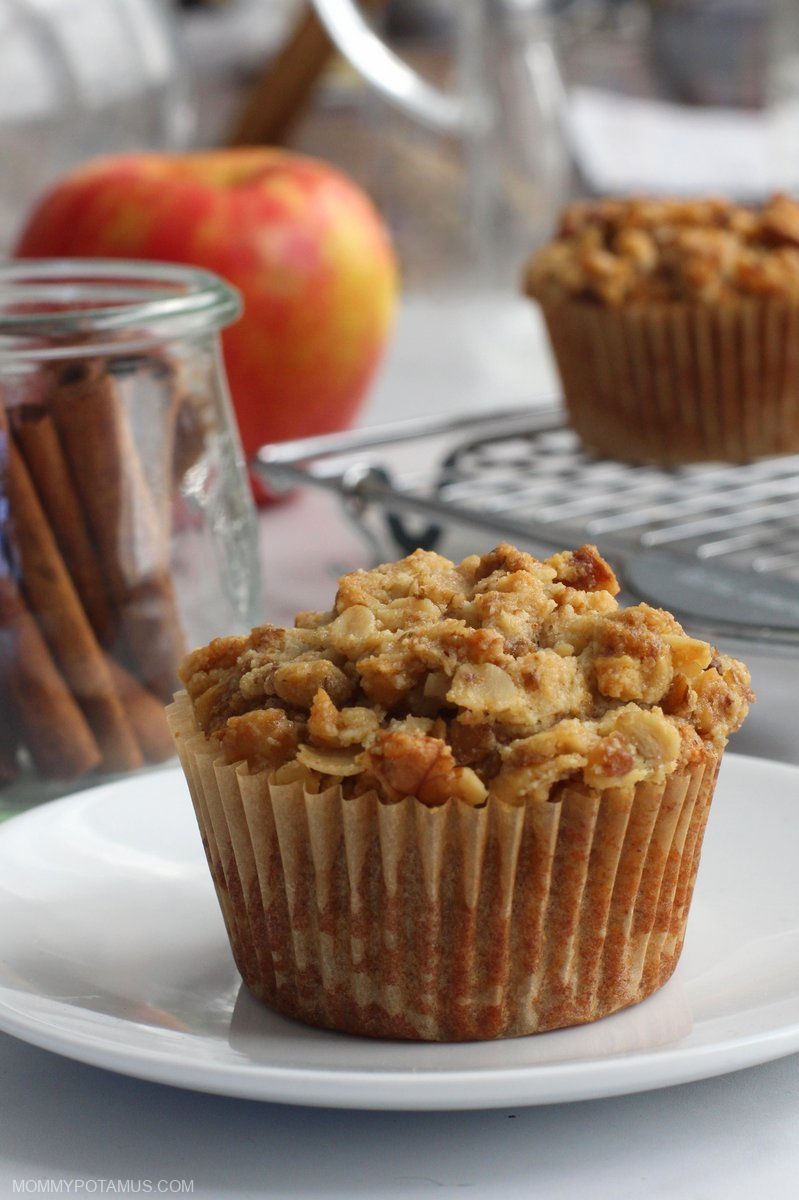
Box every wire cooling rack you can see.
[253,404,799,646]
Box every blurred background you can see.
[3,0,799,283]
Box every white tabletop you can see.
[2,297,797,1200]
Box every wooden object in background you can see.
[13,404,117,649]
[228,1,386,146]
[50,361,186,704]
[5,420,144,772]
[105,656,176,764]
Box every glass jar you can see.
[0,259,262,809]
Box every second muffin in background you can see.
[525,195,799,464]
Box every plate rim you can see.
[1,754,798,1110]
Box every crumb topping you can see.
[180,544,752,805]
[524,194,799,306]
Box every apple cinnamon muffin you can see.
[168,543,752,1040]
[524,194,799,463]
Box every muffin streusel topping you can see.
[180,544,752,805]
[524,194,799,306]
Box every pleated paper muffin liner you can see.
[168,691,721,1042]
[541,298,799,464]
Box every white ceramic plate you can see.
[0,756,797,1110]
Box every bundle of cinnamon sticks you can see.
[0,355,192,784]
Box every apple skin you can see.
[15,149,397,490]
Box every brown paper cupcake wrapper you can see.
[541,299,799,464]
[168,691,720,1041]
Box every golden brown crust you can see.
[179,543,752,804]
[524,194,799,306]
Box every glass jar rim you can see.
[0,259,241,357]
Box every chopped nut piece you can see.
[360,729,487,806]
[273,658,352,708]
[762,193,799,247]
[661,673,691,716]
[593,606,675,704]
[547,545,620,595]
[584,732,635,783]
[294,609,334,630]
[307,688,381,749]
[594,652,672,705]
[665,634,712,681]
[448,661,519,713]
[691,656,753,739]
[296,743,362,777]
[423,671,450,701]
[219,707,301,771]
[326,604,381,658]
[448,717,502,781]
[447,652,589,734]
[471,543,539,580]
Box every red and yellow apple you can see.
[15,149,397,493]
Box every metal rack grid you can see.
[254,405,799,646]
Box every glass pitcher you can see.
[311,0,571,291]
[553,0,799,201]
[0,0,189,251]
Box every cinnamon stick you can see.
[12,404,116,648]
[49,360,186,701]
[228,6,337,146]
[0,571,101,779]
[228,1,387,146]
[5,418,143,771]
[105,656,175,764]
[0,693,20,785]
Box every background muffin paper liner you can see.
[542,299,799,464]
[168,691,720,1042]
